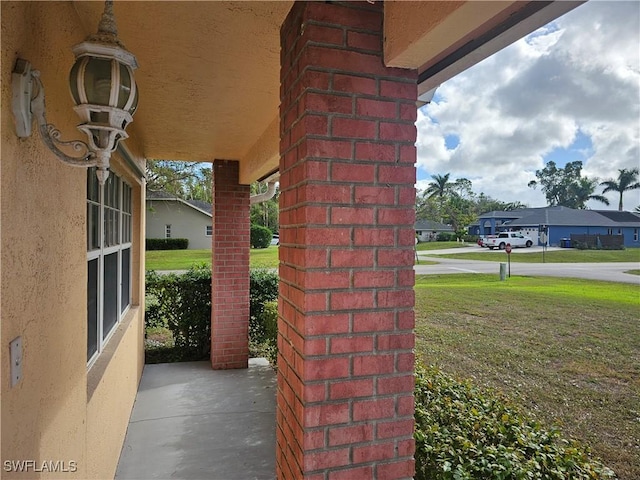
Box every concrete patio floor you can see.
[116,359,277,480]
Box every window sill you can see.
[87,305,141,401]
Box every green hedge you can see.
[146,238,189,250]
[414,363,616,480]
[145,266,279,363]
[251,224,272,249]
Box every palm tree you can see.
[570,177,609,209]
[600,168,640,211]
[425,173,452,199]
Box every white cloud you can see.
[416,1,640,209]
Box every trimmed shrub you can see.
[251,224,272,249]
[145,266,279,364]
[414,363,616,480]
[145,264,211,362]
[249,269,279,343]
[146,238,189,250]
[437,232,456,242]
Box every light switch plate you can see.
[10,336,22,387]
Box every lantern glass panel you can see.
[84,58,113,106]
[117,64,132,109]
[69,59,83,105]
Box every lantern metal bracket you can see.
[12,58,109,182]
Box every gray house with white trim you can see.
[146,191,212,250]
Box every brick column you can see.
[278,2,418,479]
[211,160,250,369]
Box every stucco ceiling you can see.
[72,1,292,174]
[69,1,580,184]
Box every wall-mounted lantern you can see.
[11,1,138,184]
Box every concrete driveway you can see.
[415,247,640,285]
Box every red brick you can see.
[333,74,377,96]
[303,448,351,471]
[353,312,394,332]
[396,353,415,374]
[304,430,326,450]
[397,227,417,246]
[303,92,353,115]
[378,249,415,267]
[380,122,416,142]
[398,144,416,164]
[303,139,352,160]
[377,208,415,226]
[378,165,416,184]
[304,3,382,32]
[299,271,350,290]
[380,80,417,100]
[304,402,350,427]
[355,142,395,162]
[352,441,396,463]
[399,102,417,122]
[353,354,394,376]
[305,358,350,381]
[397,438,415,457]
[330,249,373,268]
[377,289,414,309]
[354,227,395,246]
[328,465,373,480]
[356,98,397,119]
[301,227,351,246]
[303,23,344,46]
[397,394,415,416]
[330,336,374,355]
[377,375,415,395]
[305,314,350,336]
[354,186,394,205]
[329,378,374,400]
[332,117,377,139]
[330,290,375,310]
[328,424,374,446]
[331,207,375,225]
[301,183,352,204]
[378,334,415,351]
[332,163,375,183]
[353,398,396,421]
[376,459,415,480]
[347,30,381,52]
[353,270,394,288]
[303,383,327,403]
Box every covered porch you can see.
[2,1,581,479]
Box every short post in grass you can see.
[499,263,507,281]
[505,243,512,277]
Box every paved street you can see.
[416,247,640,285]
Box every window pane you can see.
[87,258,99,361]
[121,248,130,313]
[103,252,118,339]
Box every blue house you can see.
[469,206,640,248]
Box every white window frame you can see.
[205,225,213,237]
[634,229,638,242]
[87,170,133,367]
[165,224,172,238]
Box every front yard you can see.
[415,274,640,479]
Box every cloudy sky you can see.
[415,0,640,210]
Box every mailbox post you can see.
[505,243,512,277]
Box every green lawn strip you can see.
[146,246,279,270]
[415,241,473,251]
[626,269,640,275]
[424,248,640,263]
[415,274,640,479]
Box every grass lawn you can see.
[425,248,640,263]
[146,246,279,270]
[416,241,473,251]
[415,274,640,479]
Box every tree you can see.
[146,160,203,197]
[600,168,640,211]
[527,160,606,208]
[425,173,453,199]
[569,177,609,209]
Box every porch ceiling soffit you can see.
[71,1,292,184]
[384,1,584,95]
